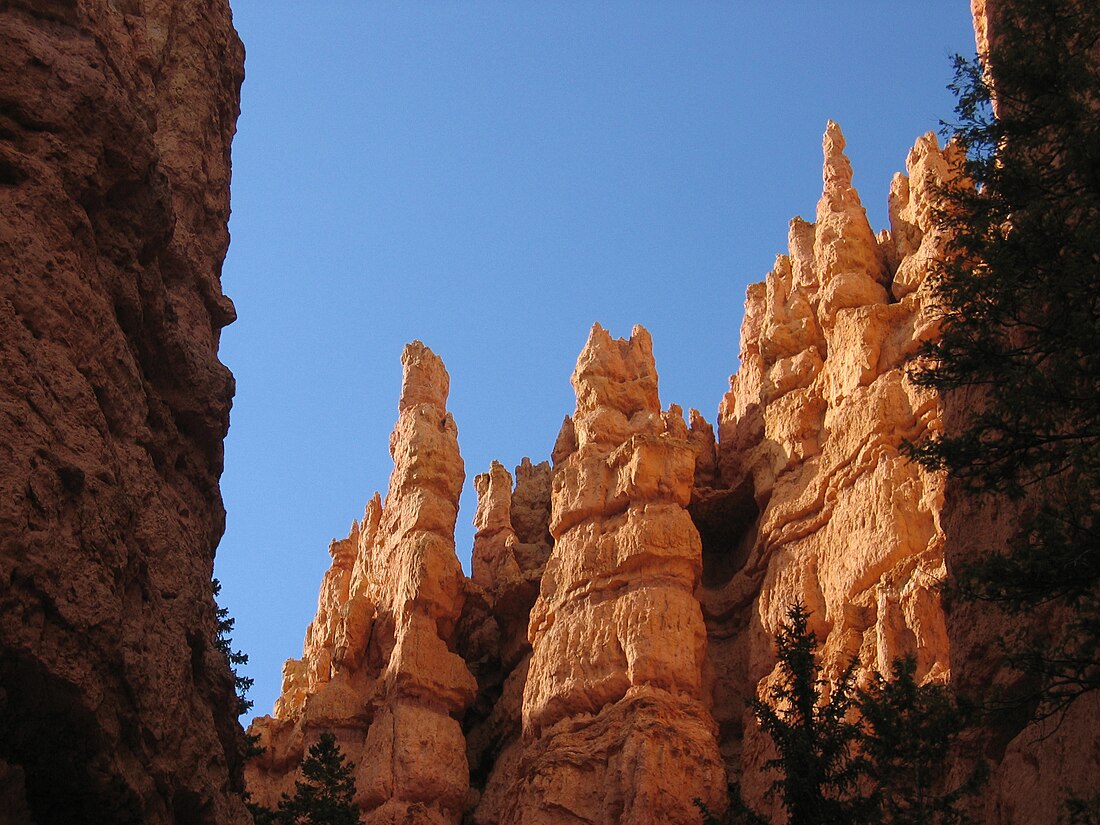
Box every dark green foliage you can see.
[243,730,265,761]
[247,798,278,825]
[695,785,769,825]
[1062,794,1100,825]
[906,0,1100,722]
[213,577,255,716]
[274,733,361,825]
[858,658,983,825]
[751,603,868,825]
[739,607,980,825]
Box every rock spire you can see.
[503,323,727,824]
[247,342,475,825]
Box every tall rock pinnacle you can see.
[247,342,475,825]
[709,123,961,813]
[243,52,1100,820]
[502,323,727,824]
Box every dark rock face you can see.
[0,2,246,823]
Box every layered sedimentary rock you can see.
[458,458,552,825]
[0,3,246,824]
[247,343,476,825]
[501,324,727,824]
[706,121,959,808]
[250,118,1099,824]
[250,129,962,815]
[247,6,1099,817]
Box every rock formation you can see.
[0,2,246,824]
[705,121,959,812]
[459,457,552,825]
[247,342,477,825]
[502,324,727,824]
[933,2,1100,821]
[248,9,1098,823]
[2,0,1094,821]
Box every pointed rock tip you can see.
[398,339,450,412]
[824,120,846,152]
[575,322,657,385]
[585,322,652,347]
[821,119,856,195]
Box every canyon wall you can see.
[2,1,1092,823]
[249,121,964,822]
[705,120,958,811]
[937,2,1100,821]
[0,2,246,824]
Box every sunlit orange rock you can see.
[499,323,727,825]
[247,342,475,825]
[460,458,552,825]
[707,122,959,814]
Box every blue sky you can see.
[215,2,977,720]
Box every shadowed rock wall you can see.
[0,2,246,823]
[936,2,1100,821]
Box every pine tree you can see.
[275,733,361,825]
[734,607,984,825]
[213,578,255,716]
[858,658,983,825]
[907,0,1100,722]
[751,602,868,825]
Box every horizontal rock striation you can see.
[246,9,1098,819]
[458,457,552,825]
[502,324,727,824]
[0,2,246,824]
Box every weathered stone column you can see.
[505,323,726,825]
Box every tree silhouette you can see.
[858,658,983,825]
[907,0,1100,721]
[275,733,361,825]
[735,607,981,825]
[213,578,254,717]
[750,602,868,825]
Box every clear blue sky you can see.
[215,1,978,720]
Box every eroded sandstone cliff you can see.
[248,8,1098,822]
[933,2,1100,821]
[705,120,959,812]
[0,2,246,824]
[501,324,727,824]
